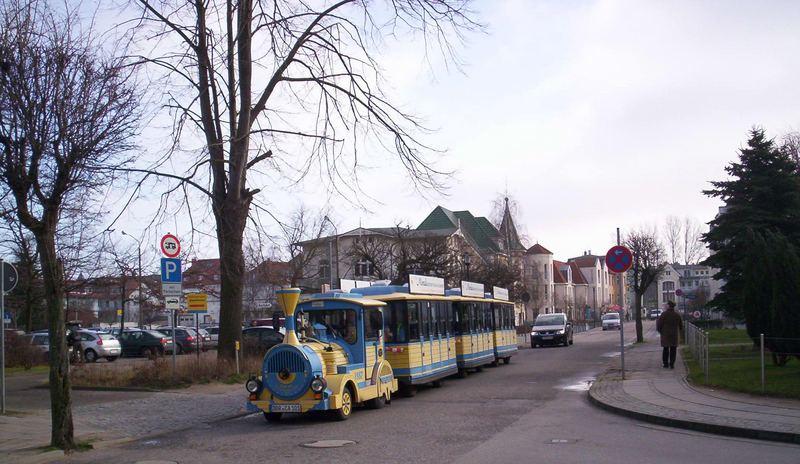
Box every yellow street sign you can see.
[116,309,123,316]
[186,293,208,312]
[235,340,240,351]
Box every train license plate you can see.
[271,404,301,413]
[542,336,553,340]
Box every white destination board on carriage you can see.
[493,286,509,301]
[461,280,485,298]
[409,274,445,295]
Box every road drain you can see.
[301,440,357,448]
[548,439,578,444]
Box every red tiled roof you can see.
[552,261,567,284]
[569,255,599,268]
[569,262,589,284]
[526,243,553,255]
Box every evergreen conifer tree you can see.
[703,128,800,319]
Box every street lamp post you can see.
[323,216,338,289]
[121,231,144,328]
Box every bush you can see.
[3,331,46,369]
[71,351,263,389]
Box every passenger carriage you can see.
[448,281,496,376]
[245,288,397,422]
[353,275,458,394]
[490,286,518,364]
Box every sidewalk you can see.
[589,325,800,444]
[0,381,248,464]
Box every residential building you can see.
[567,252,612,315]
[521,243,555,321]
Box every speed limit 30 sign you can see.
[160,234,181,258]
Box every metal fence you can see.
[683,321,800,393]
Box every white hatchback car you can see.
[77,330,122,362]
[602,312,621,330]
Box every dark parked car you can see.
[241,326,284,356]
[155,327,202,354]
[530,313,573,348]
[116,329,174,357]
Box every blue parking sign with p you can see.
[160,258,182,283]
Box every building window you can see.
[319,260,330,280]
[662,281,675,291]
[544,264,548,280]
[662,291,675,303]
[665,271,670,276]
[355,259,374,278]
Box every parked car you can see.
[649,309,662,320]
[28,332,50,357]
[117,329,174,357]
[76,330,122,362]
[530,313,573,348]
[197,328,215,350]
[204,326,219,345]
[155,327,201,354]
[241,326,284,356]
[602,312,621,331]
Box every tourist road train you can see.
[245,275,518,421]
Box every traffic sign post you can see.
[1,259,16,413]
[185,293,208,363]
[160,234,182,380]
[607,234,633,381]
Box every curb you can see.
[588,374,800,445]
[34,384,164,392]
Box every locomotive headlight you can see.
[245,377,262,393]
[310,377,327,393]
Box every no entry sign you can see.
[605,245,633,273]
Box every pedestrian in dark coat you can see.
[656,301,683,368]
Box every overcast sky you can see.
[281,0,799,261]
[95,0,800,266]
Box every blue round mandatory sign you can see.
[605,245,633,273]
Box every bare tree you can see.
[0,215,44,331]
[279,205,333,289]
[129,0,479,361]
[346,233,394,280]
[0,0,139,449]
[392,228,462,286]
[624,226,666,343]
[682,217,707,265]
[779,130,800,173]
[663,216,682,264]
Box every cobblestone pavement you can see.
[589,323,800,444]
[73,383,247,438]
[1,382,247,464]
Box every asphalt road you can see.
[58,321,800,464]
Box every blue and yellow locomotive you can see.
[245,288,397,421]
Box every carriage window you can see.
[438,302,448,337]
[304,309,358,345]
[364,308,382,342]
[431,302,440,337]
[454,302,470,335]
[472,303,481,331]
[420,302,429,339]
[408,302,420,341]
[385,301,408,343]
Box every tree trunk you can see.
[634,291,644,343]
[216,198,248,362]
[36,230,75,450]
